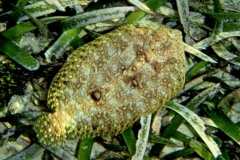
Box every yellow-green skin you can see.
[34,25,186,146]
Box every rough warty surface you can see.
[34,25,186,146]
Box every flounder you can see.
[34,25,186,146]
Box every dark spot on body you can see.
[151,61,162,73]
[132,79,138,87]
[91,90,102,101]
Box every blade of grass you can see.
[77,138,94,160]
[0,35,39,71]
[10,3,48,38]
[189,140,215,160]
[61,7,135,31]
[2,16,66,39]
[186,61,209,82]
[191,81,217,92]
[184,43,217,63]
[204,107,240,145]
[194,31,240,49]
[165,101,222,158]
[212,42,240,66]
[128,0,154,14]
[123,0,167,24]
[44,27,83,62]
[45,143,77,159]
[14,1,55,21]
[203,76,234,90]
[223,22,240,32]
[162,148,195,159]
[132,114,151,160]
[172,128,217,159]
[206,12,240,20]
[122,127,136,156]
[193,0,223,50]
[149,133,176,145]
[186,83,221,109]
[176,0,189,35]
[45,0,65,11]
[172,131,192,143]
[211,0,223,36]
[231,37,240,52]
[8,0,28,26]
[217,88,240,117]
[221,147,231,160]
[6,144,44,160]
[177,74,207,95]
[150,83,220,156]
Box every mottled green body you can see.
[34,25,186,146]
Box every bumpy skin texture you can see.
[34,25,186,146]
